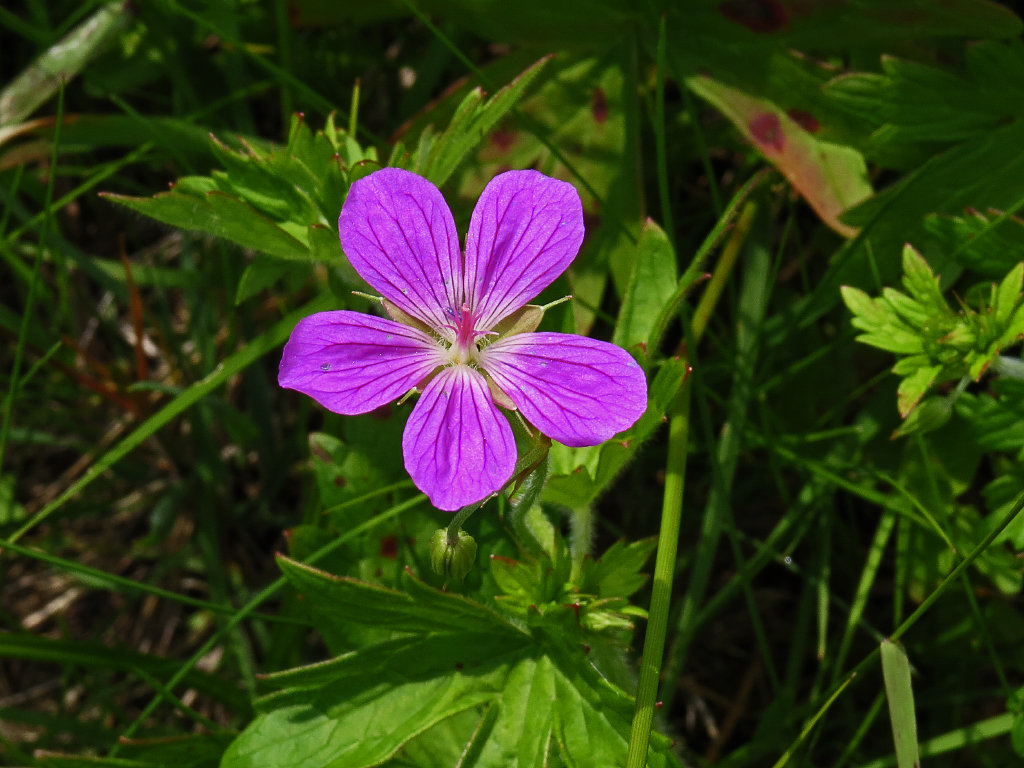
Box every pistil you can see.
[450,303,479,365]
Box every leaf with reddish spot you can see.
[688,75,872,237]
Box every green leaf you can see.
[257,633,519,694]
[235,256,295,305]
[0,2,130,127]
[209,136,318,224]
[277,555,524,638]
[995,262,1024,325]
[956,379,1024,454]
[841,120,1024,262]
[855,327,924,355]
[490,555,543,604]
[924,209,1024,277]
[223,647,514,768]
[102,190,308,260]
[613,220,678,350]
[881,639,921,768]
[579,537,657,599]
[416,56,550,187]
[826,44,1024,149]
[225,556,681,768]
[901,244,947,315]
[881,288,929,328]
[892,395,953,437]
[687,74,872,236]
[896,364,941,418]
[841,285,889,327]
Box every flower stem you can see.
[446,499,484,544]
[626,200,758,766]
[625,378,692,768]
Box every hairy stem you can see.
[625,378,692,768]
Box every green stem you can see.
[625,378,691,768]
[653,13,674,249]
[690,201,758,342]
[647,172,767,356]
[627,199,759,764]
[447,499,484,543]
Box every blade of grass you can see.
[834,692,886,768]
[775,489,1024,764]
[880,639,920,768]
[770,671,858,768]
[830,510,896,684]
[5,292,334,544]
[647,171,767,355]
[627,196,761,764]
[0,634,247,712]
[855,712,1016,768]
[0,81,62,478]
[0,1,128,127]
[0,536,299,624]
[653,13,673,249]
[656,201,760,713]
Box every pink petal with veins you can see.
[464,170,584,331]
[402,365,516,511]
[340,168,462,331]
[279,311,444,415]
[481,332,647,447]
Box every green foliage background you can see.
[2,1,1024,766]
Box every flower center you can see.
[444,303,489,365]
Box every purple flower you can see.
[279,168,647,511]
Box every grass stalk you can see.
[0,82,63,478]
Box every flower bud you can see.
[429,528,478,580]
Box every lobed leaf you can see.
[901,244,947,315]
[277,555,525,638]
[415,56,550,187]
[102,190,308,260]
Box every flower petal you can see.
[339,168,462,331]
[402,365,517,511]
[480,333,647,447]
[279,311,445,415]
[464,170,584,331]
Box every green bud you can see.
[429,528,478,580]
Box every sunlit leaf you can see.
[687,75,872,236]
